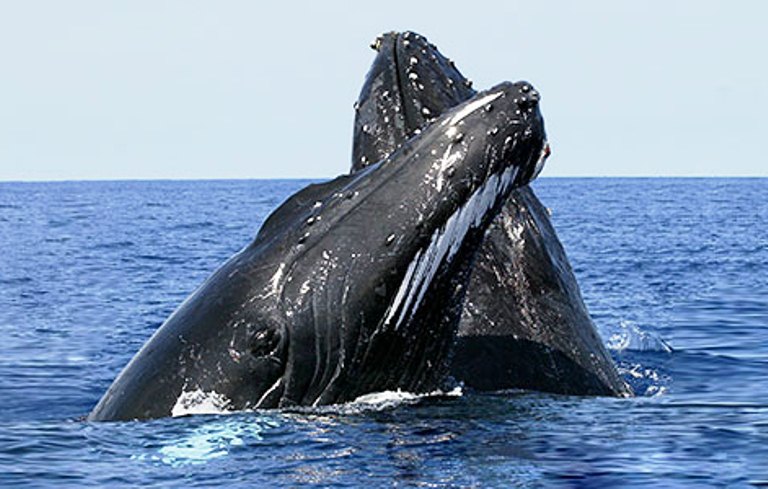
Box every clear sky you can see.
[0,1,765,180]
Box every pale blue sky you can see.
[1,1,765,180]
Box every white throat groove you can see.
[383,163,520,330]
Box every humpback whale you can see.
[352,31,630,396]
[88,81,550,421]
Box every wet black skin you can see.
[352,31,631,396]
[88,81,548,421]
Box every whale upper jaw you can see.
[353,31,476,173]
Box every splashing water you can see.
[604,320,673,353]
[171,389,233,417]
[600,320,674,397]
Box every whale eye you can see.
[249,327,281,358]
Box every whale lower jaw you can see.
[384,163,521,330]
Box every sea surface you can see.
[0,178,766,487]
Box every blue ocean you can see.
[1,178,766,487]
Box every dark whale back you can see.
[352,31,631,396]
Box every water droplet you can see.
[484,104,493,112]
[362,124,370,133]
[385,233,396,246]
[403,40,410,48]
[360,155,368,164]
[464,79,473,88]
[446,166,456,177]
[353,101,360,111]
[306,216,315,226]
[488,127,499,136]
[370,37,382,51]
[409,56,418,65]
[521,84,531,93]
[452,132,464,143]
[408,72,418,80]
[421,107,431,116]
[298,232,309,244]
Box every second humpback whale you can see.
[352,31,631,396]
[88,81,550,421]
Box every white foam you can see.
[171,389,233,417]
[289,387,464,415]
[352,386,463,406]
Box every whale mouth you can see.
[384,162,521,330]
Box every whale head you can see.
[88,81,548,422]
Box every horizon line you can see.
[0,175,766,184]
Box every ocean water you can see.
[0,178,766,487]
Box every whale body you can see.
[352,31,630,397]
[88,81,550,421]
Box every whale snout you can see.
[512,81,541,110]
